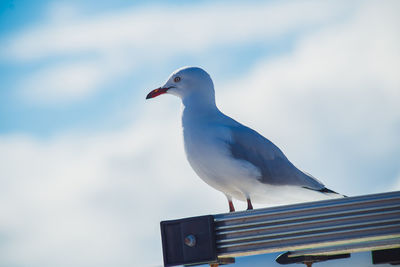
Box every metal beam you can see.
[160,191,400,266]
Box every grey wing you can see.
[228,124,325,190]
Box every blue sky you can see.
[0,1,399,266]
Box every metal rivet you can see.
[184,234,196,247]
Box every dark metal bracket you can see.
[276,251,351,267]
[371,248,400,265]
[160,215,217,266]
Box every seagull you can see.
[146,66,343,212]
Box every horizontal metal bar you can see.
[217,218,400,245]
[214,191,400,221]
[214,193,400,226]
[217,223,400,249]
[214,191,400,258]
[218,234,400,257]
[215,203,400,232]
[216,207,400,236]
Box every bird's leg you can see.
[226,195,235,212]
[228,200,235,212]
[246,198,253,210]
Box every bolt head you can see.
[184,234,196,247]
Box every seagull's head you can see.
[146,66,215,103]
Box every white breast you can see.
[182,119,261,201]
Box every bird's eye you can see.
[174,76,181,83]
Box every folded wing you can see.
[228,124,327,191]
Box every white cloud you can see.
[17,51,134,104]
[2,0,350,62]
[19,61,106,103]
[3,0,353,104]
[0,101,229,266]
[393,175,400,191]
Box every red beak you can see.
[146,87,169,99]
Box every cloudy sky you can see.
[0,0,399,266]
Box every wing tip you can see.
[303,186,347,197]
